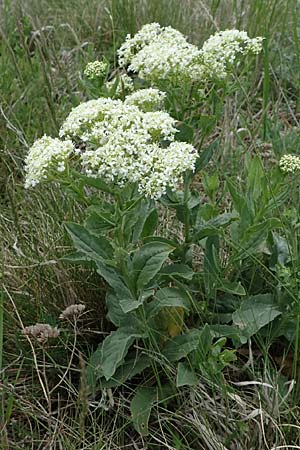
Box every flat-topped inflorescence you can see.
[279,154,300,173]
[24,136,74,188]
[25,91,197,199]
[117,23,263,83]
[84,60,108,80]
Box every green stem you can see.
[183,173,192,243]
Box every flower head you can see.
[117,23,263,84]
[84,60,108,79]
[193,29,264,81]
[59,304,86,320]
[27,91,197,199]
[118,24,200,82]
[279,154,300,173]
[124,88,166,111]
[22,323,60,344]
[24,136,74,188]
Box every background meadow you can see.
[1,0,300,449]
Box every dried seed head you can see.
[22,323,60,344]
[59,304,86,320]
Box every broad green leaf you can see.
[159,263,194,281]
[176,121,194,142]
[96,262,138,313]
[131,387,157,436]
[98,353,152,388]
[65,222,113,261]
[217,280,246,296]
[146,287,191,319]
[246,156,264,202]
[209,324,243,346]
[193,213,238,242]
[202,171,219,197]
[132,242,175,292]
[195,139,218,172]
[163,330,202,362]
[119,290,155,314]
[176,362,198,387]
[88,327,144,381]
[232,294,281,339]
[236,218,282,260]
[132,200,158,243]
[143,236,179,247]
[226,178,244,215]
[106,292,140,327]
[61,251,95,267]
[96,262,132,297]
[203,236,221,298]
[78,174,113,194]
[85,211,115,234]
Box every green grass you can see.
[1,0,300,448]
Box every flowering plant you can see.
[24,24,277,418]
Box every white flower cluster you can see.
[279,154,300,173]
[195,29,264,80]
[24,136,74,188]
[118,23,200,82]
[105,73,134,97]
[84,60,108,79]
[117,23,263,83]
[59,93,196,198]
[124,88,166,111]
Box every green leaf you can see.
[97,261,136,302]
[88,327,144,381]
[217,280,246,296]
[226,178,245,215]
[159,263,194,281]
[203,236,221,298]
[143,236,179,247]
[209,324,243,347]
[193,213,238,242]
[98,353,152,388]
[132,200,158,243]
[195,139,218,172]
[246,156,264,202]
[163,330,202,362]
[236,218,282,260]
[132,242,175,292]
[78,174,113,194]
[65,222,113,261]
[232,294,282,339]
[131,387,157,436]
[146,287,191,319]
[85,211,115,234]
[176,121,194,142]
[176,362,198,387]
[106,292,135,327]
[61,251,95,267]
